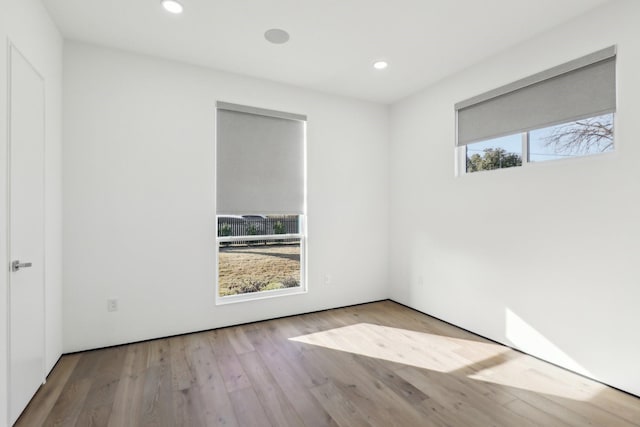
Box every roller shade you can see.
[216,102,306,215]
[456,46,616,146]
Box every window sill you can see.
[215,286,307,305]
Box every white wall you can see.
[62,41,389,353]
[389,0,640,397]
[0,0,63,425]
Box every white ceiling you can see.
[42,0,612,104]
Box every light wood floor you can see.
[16,300,640,426]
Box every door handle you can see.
[11,260,32,272]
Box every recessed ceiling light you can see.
[161,0,183,14]
[264,29,290,45]
[373,61,389,70]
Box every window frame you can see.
[215,215,307,305]
[214,102,307,304]
[458,112,615,175]
[455,46,616,175]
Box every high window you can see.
[456,46,616,174]
[215,102,306,303]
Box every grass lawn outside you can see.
[218,242,301,296]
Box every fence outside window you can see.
[217,215,300,246]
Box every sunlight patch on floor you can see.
[468,357,604,401]
[290,322,509,373]
[291,321,605,401]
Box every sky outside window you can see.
[529,113,614,162]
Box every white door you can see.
[8,45,46,426]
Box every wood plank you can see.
[228,386,273,427]
[14,354,81,427]
[42,349,107,426]
[226,326,255,355]
[208,329,252,392]
[589,387,640,425]
[238,351,305,427]
[265,317,331,388]
[14,301,640,427]
[504,398,573,427]
[350,353,428,405]
[172,387,205,427]
[504,382,640,427]
[75,345,127,426]
[184,333,239,427]
[108,343,149,427]
[309,381,373,427]
[139,339,174,427]
[245,327,337,427]
[41,377,92,426]
[308,346,445,427]
[169,335,196,392]
[396,365,541,427]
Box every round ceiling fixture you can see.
[264,29,290,44]
[373,60,389,70]
[161,0,184,14]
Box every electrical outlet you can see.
[107,298,118,312]
[324,274,333,286]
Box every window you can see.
[528,113,614,162]
[466,134,522,172]
[456,46,616,174]
[215,102,306,303]
[464,113,614,172]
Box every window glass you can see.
[217,215,302,298]
[529,113,614,162]
[218,239,301,297]
[466,134,522,173]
